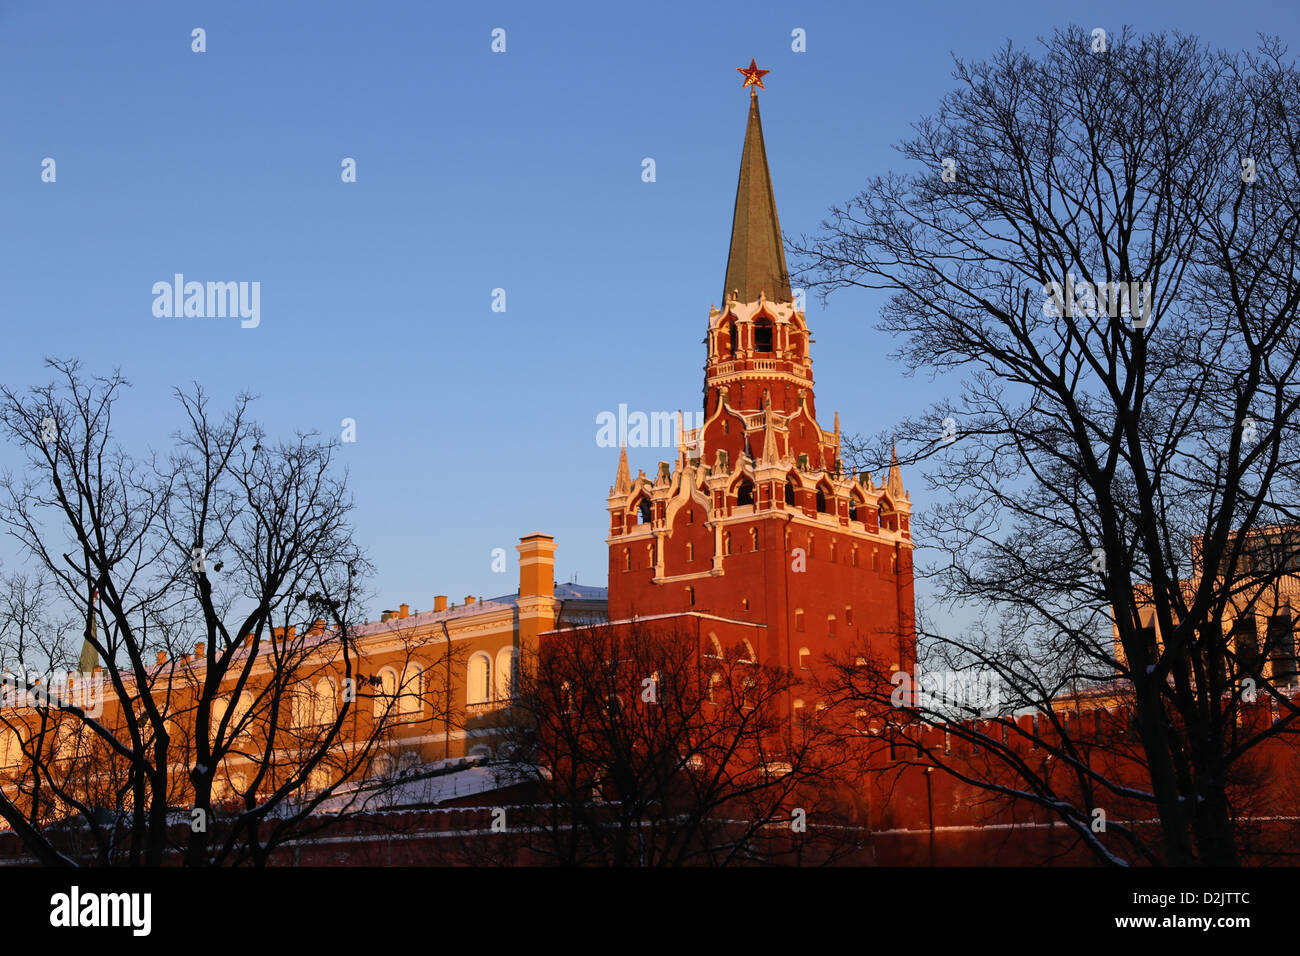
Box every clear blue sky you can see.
[2,0,1295,618]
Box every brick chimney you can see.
[464,595,475,606]
[517,533,556,600]
[399,603,410,619]
[434,595,447,612]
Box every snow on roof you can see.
[314,758,539,813]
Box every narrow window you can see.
[466,655,491,706]
[754,317,773,353]
[1269,613,1297,685]
[494,649,516,701]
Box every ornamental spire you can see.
[722,61,792,306]
[761,408,782,465]
[887,444,906,499]
[614,445,631,496]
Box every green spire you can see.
[722,91,792,305]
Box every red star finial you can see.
[736,58,770,91]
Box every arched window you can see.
[829,540,837,563]
[705,633,724,659]
[235,691,254,732]
[53,723,78,763]
[314,678,336,725]
[623,548,631,571]
[792,698,805,723]
[845,606,854,626]
[785,481,795,506]
[848,498,858,522]
[723,532,732,555]
[754,317,773,353]
[728,319,738,356]
[638,498,653,525]
[211,695,231,737]
[798,647,811,669]
[495,647,518,701]
[686,541,695,561]
[852,546,859,568]
[737,479,754,507]
[740,639,757,664]
[828,615,838,638]
[685,507,694,525]
[749,527,758,551]
[708,672,723,703]
[686,586,695,607]
[399,664,423,714]
[373,667,399,717]
[467,653,492,705]
[795,609,805,631]
[292,685,314,729]
[816,488,828,513]
[740,674,756,708]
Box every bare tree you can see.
[792,27,1300,865]
[483,620,862,866]
[0,359,456,865]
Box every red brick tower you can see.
[605,75,916,682]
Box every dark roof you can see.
[722,92,792,305]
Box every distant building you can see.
[1118,524,1300,690]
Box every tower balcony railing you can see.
[709,359,811,379]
